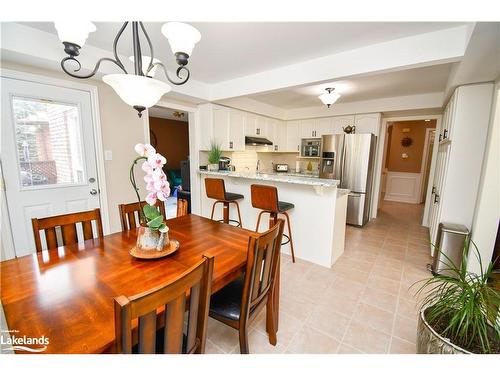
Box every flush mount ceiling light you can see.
[318,87,341,108]
[55,21,201,117]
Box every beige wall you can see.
[149,117,189,170]
[1,61,147,234]
[385,120,436,173]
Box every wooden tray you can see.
[130,239,180,259]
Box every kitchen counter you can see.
[197,170,348,268]
[198,170,339,187]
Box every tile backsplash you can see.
[200,147,320,173]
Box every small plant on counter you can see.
[130,143,170,233]
[415,241,500,354]
[207,140,222,171]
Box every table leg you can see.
[223,202,229,224]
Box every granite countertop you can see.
[198,170,340,187]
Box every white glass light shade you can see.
[102,74,171,109]
[161,22,201,56]
[318,91,341,107]
[54,21,96,47]
[129,56,161,77]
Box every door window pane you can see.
[12,97,85,187]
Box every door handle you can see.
[434,194,440,203]
[443,129,448,139]
[90,189,98,196]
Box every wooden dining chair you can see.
[118,201,166,231]
[114,255,214,354]
[31,208,103,252]
[209,219,285,354]
[177,198,188,217]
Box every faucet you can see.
[256,160,261,173]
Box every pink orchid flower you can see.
[145,192,157,205]
[156,190,169,201]
[141,160,153,174]
[146,179,155,192]
[152,168,167,182]
[134,143,156,157]
[154,180,170,194]
[147,153,167,169]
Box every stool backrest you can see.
[205,178,226,201]
[241,219,285,320]
[250,184,279,212]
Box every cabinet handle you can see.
[439,133,442,142]
[297,145,299,151]
[434,194,440,204]
[256,128,260,135]
[229,141,233,149]
[443,129,448,139]
[431,186,436,194]
[274,145,278,151]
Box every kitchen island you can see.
[198,170,348,267]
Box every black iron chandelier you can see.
[55,21,201,117]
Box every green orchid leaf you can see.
[143,205,160,220]
[147,215,163,229]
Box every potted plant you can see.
[207,141,222,171]
[415,241,500,354]
[130,143,171,251]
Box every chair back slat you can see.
[61,223,78,246]
[241,220,284,317]
[177,198,188,217]
[118,201,166,231]
[186,283,200,352]
[31,208,103,252]
[204,178,226,200]
[82,221,94,240]
[114,255,214,354]
[45,228,58,250]
[164,294,186,353]
[250,184,279,212]
[138,311,157,354]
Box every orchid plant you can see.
[130,143,170,233]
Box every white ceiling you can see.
[248,63,455,109]
[22,22,466,84]
[148,106,188,122]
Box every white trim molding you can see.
[0,68,111,235]
[384,172,422,204]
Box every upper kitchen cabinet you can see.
[244,113,268,137]
[316,118,333,136]
[285,120,301,153]
[331,115,355,134]
[353,113,381,134]
[198,104,245,151]
[269,119,287,152]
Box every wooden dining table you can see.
[0,214,269,354]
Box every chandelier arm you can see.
[60,56,127,79]
[111,22,129,72]
[152,62,190,85]
[139,22,155,76]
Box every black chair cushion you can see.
[278,201,294,212]
[209,275,244,321]
[225,192,244,201]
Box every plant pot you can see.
[417,309,471,354]
[207,163,219,171]
[136,226,170,252]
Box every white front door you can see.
[1,77,101,257]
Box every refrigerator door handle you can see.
[340,139,346,184]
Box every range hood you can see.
[245,136,273,146]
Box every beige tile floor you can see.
[205,201,432,354]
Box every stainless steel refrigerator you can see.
[320,134,377,226]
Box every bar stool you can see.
[250,184,295,263]
[205,178,243,227]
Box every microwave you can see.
[301,138,321,157]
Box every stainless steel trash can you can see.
[432,223,470,276]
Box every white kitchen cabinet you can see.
[255,116,268,137]
[300,119,318,138]
[315,117,333,136]
[229,110,245,151]
[285,120,301,153]
[331,115,355,134]
[270,119,287,152]
[212,107,230,150]
[353,113,381,134]
[244,113,269,137]
[427,83,494,248]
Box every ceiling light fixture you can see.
[55,21,201,117]
[318,87,341,108]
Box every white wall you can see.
[469,80,500,274]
